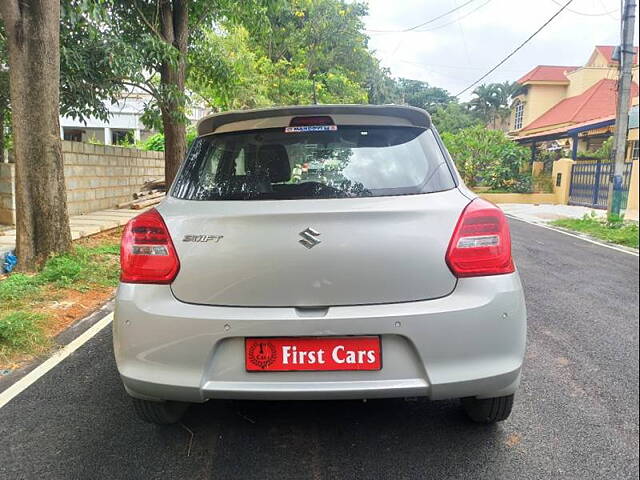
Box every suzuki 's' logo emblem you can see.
[299,227,321,249]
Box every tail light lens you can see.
[120,209,180,284]
[446,199,515,278]
[289,115,335,126]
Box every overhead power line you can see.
[550,0,618,16]
[412,0,492,33]
[455,0,575,97]
[366,0,477,33]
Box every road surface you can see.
[0,219,638,479]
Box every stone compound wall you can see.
[0,141,164,225]
[0,163,15,225]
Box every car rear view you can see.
[113,105,526,425]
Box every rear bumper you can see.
[113,274,526,402]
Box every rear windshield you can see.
[172,126,455,200]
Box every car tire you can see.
[132,398,189,425]
[461,394,514,424]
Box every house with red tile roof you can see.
[521,79,638,133]
[510,45,639,162]
[588,45,639,68]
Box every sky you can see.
[363,0,637,101]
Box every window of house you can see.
[112,130,134,145]
[586,137,605,152]
[63,129,83,142]
[513,101,524,130]
[632,140,639,161]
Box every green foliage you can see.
[366,66,401,105]
[1,242,120,304]
[551,215,639,249]
[508,173,534,193]
[441,126,529,188]
[432,103,481,135]
[0,236,121,362]
[40,255,84,287]
[141,133,165,152]
[139,101,164,133]
[576,138,613,160]
[86,136,104,146]
[468,81,519,128]
[189,27,273,111]
[0,274,41,303]
[45,245,120,289]
[537,149,562,163]
[0,26,11,152]
[393,78,454,113]
[140,128,197,152]
[594,137,614,160]
[59,1,138,123]
[533,174,554,194]
[188,0,377,108]
[0,312,49,361]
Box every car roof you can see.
[196,104,430,136]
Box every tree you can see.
[0,0,72,270]
[431,102,480,134]
[0,4,128,156]
[246,0,374,105]
[59,2,135,124]
[440,125,528,188]
[189,26,272,111]
[365,65,401,105]
[0,70,8,154]
[468,81,518,129]
[98,1,269,186]
[394,78,454,113]
[0,32,9,155]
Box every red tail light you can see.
[289,116,335,126]
[120,209,180,284]
[446,199,515,278]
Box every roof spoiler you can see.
[197,104,431,136]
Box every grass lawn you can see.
[550,216,639,249]
[0,228,122,367]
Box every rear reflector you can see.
[289,115,335,127]
[445,199,515,278]
[120,209,180,284]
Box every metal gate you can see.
[568,161,634,209]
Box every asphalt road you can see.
[1,219,638,480]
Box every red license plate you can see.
[245,336,382,371]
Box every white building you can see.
[59,91,209,145]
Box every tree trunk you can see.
[159,0,188,187]
[0,0,72,270]
[0,105,4,155]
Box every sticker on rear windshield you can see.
[285,125,338,133]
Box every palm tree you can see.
[494,81,519,128]
[469,84,499,127]
[469,82,518,129]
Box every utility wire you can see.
[455,0,575,97]
[550,0,618,16]
[412,0,492,32]
[366,0,476,33]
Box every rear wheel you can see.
[132,398,189,425]
[461,394,514,424]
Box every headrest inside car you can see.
[252,144,291,183]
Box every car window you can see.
[172,126,455,200]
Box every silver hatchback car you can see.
[113,105,526,425]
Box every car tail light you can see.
[289,115,335,126]
[120,209,180,284]
[446,199,515,278]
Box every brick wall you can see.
[0,141,164,225]
[0,163,15,225]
